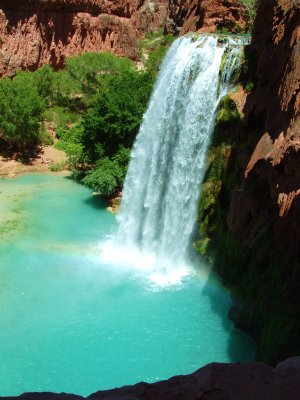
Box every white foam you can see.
[97,237,193,288]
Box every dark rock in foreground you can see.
[2,357,300,400]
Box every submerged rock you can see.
[107,195,121,213]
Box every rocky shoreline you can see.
[1,357,300,400]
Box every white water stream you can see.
[103,35,249,285]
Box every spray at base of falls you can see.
[101,34,250,287]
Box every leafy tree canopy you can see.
[0,72,45,152]
[81,70,153,161]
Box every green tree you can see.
[0,73,45,153]
[33,65,54,102]
[82,147,130,197]
[81,70,153,161]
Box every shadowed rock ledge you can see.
[1,357,300,400]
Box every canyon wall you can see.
[0,0,250,76]
[1,0,298,375]
[167,0,249,34]
[196,0,300,364]
[0,0,169,76]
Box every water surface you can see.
[0,173,255,396]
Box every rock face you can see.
[228,0,299,362]
[0,0,169,76]
[0,0,251,76]
[226,0,300,256]
[168,0,249,34]
[196,0,300,365]
[1,357,300,400]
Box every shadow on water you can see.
[62,174,108,210]
[200,260,256,363]
[83,195,107,210]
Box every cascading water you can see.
[0,36,256,397]
[107,34,249,285]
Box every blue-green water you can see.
[0,173,255,396]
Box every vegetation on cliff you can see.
[0,33,174,195]
[194,95,241,259]
[195,0,300,363]
[240,0,258,27]
[56,34,174,197]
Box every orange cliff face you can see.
[215,0,299,363]
[0,0,169,76]
[228,0,300,258]
[167,0,249,34]
[0,0,251,76]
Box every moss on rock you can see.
[195,88,300,365]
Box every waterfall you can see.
[106,35,249,285]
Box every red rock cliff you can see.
[168,0,249,34]
[0,0,251,76]
[229,0,299,271]
[0,0,169,76]
[206,0,300,364]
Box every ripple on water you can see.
[0,173,256,397]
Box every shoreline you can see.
[0,145,68,178]
[0,148,119,213]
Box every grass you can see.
[43,107,81,128]
[138,31,175,73]
[49,160,67,172]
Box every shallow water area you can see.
[0,173,255,396]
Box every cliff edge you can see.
[196,0,300,364]
[1,357,300,400]
[0,0,169,76]
[0,0,250,76]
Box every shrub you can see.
[39,128,55,146]
[50,160,67,172]
[81,70,153,160]
[82,147,130,197]
[0,72,45,153]
[245,82,254,93]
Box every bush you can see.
[50,160,67,172]
[82,147,130,197]
[81,70,153,160]
[44,51,155,196]
[139,33,175,77]
[0,72,45,152]
[33,65,54,102]
[39,128,55,145]
[55,125,87,168]
[51,52,135,110]
[245,82,254,93]
[239,0,258,28]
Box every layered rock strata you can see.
[0,0,169,76]
[0,0,251,76]
[167,0,249,34]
